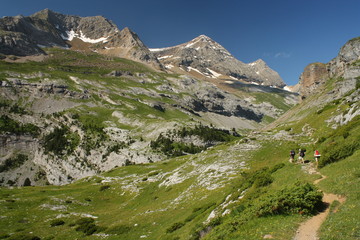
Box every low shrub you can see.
[0,115,39,136]
[43,126,80,156]
[105,224,132,235]
[252,182,323,216]
[150,124,239,157]
[99,185,110,191]
[185,203,216,222]
[0,233,10,239]
[0,154,28,173]
[7,233,41,240]
[269,163,285,173]
[319,138,360,167]
[166,222,185,233]
[50,219,65,227]
[74,218,99,236]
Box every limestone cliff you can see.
[298,62,328,97]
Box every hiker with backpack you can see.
[298,149,306,164]
[289,149,295,163]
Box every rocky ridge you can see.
[268,36,360,131]
[0,9,161,69]
[298,37,360,99]
[150,35,285,87]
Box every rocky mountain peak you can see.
[31,8,56,19]
[194,34,211,41]
[0,9,162,69]
[151,36,284,87]
[250,59,266,67]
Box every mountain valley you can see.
[0,9,360,240]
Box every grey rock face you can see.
[151,35,285,87]
[298,62,329,97]
[98,27,162,69]
[297,37,360,99]
[171,75,290,123]
[0,31,44,56]
[328,37,360,77]
[0,9,161,68]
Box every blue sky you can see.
[2,0,360,85]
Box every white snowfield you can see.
[61,29,109,43]
[207,68,222,78]
[283,86,293,92]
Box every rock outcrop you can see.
[298,62,328,97]
[298,37,360,98]
[150,35,285,87]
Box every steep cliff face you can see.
[0,31,44,56]
[298,62,328,97]
[150,35,285,87]
[298,37,360,99]
[328,37,360,77]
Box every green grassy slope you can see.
[1,48,359,240]
[0,134,324,240]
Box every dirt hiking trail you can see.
[293,163,346,240]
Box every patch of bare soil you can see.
[293,164,346,240]
[5,54,47,62]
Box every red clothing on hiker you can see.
[314,150,321,157]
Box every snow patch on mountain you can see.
[207,68,222,78]
[61,29,109,43]
[283,86,293,92]
[187,67,206,76]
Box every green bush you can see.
[166,222,185,233]
[0,154,28,173]
[319,138,360,167]
[0,115,39,136]
[7,233,41,240]
[185,203,216,222]
[150,124,239,157]
[242,167,274,189]
[269,163,285,173]
[253,172,273,188]
[74,218,99,236]
[43,126,80,155]
[252,182,323,216]
[43,127,69,155]
[9,104,27,114]
[150,134,206,157]
[0,233,10,239]
[99,185,110,191]
[105,225,132,235]
[50,219,65,227]
[177,124,238,142]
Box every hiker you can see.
[298,149,306,164]
[289,149,295,163]
[314,150,321,168]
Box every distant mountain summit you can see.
[0,9,161,69]
[150,35,285,87]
